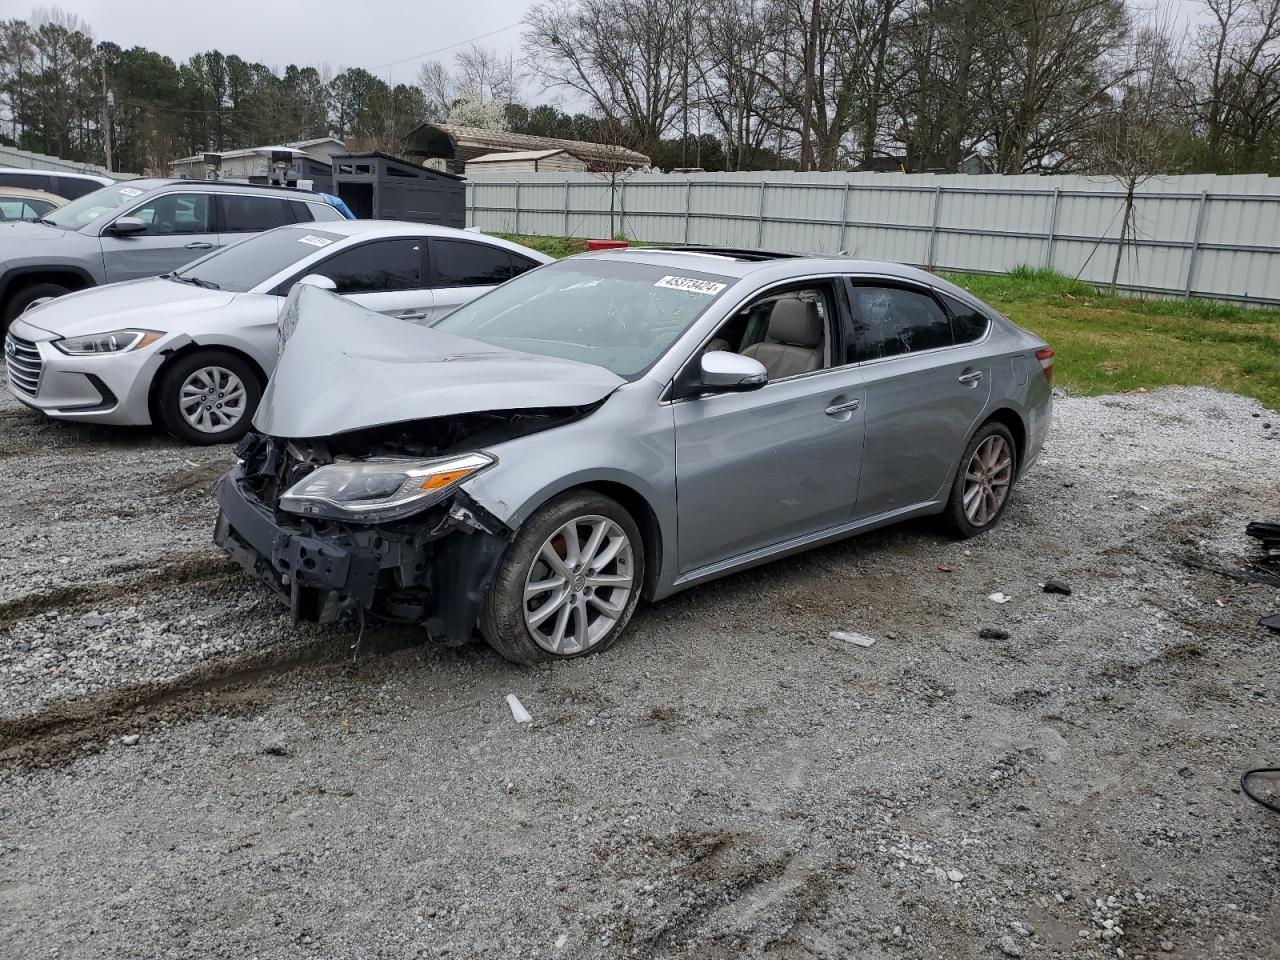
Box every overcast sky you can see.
[47,0,538,87]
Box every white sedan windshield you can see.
[432,259,733,378]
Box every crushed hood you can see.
[255,286,625,438]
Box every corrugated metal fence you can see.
[0,144,132,181]
[466,170,1280,305]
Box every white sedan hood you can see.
[255,286,625,438]
[17,277,237,337]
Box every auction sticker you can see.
[297,235,333,247]
[655,275,726,295]
[119,187,142,198]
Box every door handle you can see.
[184,241,214,250]
[397,311,429,321]
[958,370,984,383]
[825,398,861,416]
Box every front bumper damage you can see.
[213,462,511,646]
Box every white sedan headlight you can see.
[53,329,163,355]
[279,452,494,523]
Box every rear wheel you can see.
[944,421,1017,538]
[3,282,71,325]
[155,350,261,445]
[482,491,644,665]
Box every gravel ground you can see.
[0,383,1277,960]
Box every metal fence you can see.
[465,170,1280,306]
[0,144,132,181]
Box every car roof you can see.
[109,177,331,199]
[578,246,983,302]
[0,168,113,184]
[269,221,556,257]
[0,186,67,204]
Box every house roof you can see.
[171,138,345,165]
[468,149,582,164]
[403,123,650,168]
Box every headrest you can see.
[767,298,822,347]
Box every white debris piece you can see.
[829,630,876,648]
[989,592,1012,604]
[947,868,965,883]
[506,694,533,724]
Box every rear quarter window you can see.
[941,293,990,343]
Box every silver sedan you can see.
[4,222,550,444]
[215,246,1053,663]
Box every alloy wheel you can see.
[178,365,247,434]
[522,515,635,655]
[962,434,1013,527]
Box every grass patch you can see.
[489,238,1279,411]
[493,233,588,259]
[943,267,1280,410]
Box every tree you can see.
[523,0,690,157]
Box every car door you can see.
[303,238,434,320]
[426,238,527,320]
[99,192,218,281]
[672,280,867,575]
[846,279,993,520]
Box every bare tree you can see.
[1181,0,1280,168]
[695,0,783,169]
[523,0,690,157]
[417,45,521,125]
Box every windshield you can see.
[431,258,733,378]
[173,227,343,293]
[44,183,149,230]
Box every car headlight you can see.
[278,452,494,523]
[53,329,163,355]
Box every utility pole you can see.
[99,57,113,172]
[799,0,820,171]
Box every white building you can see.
[465,149,588,175]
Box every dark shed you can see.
[331,151,466,227]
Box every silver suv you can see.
[0,178,345,326]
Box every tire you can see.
[482,490,645,665]
[154,349,262,446]
[944,420,1018,538]
[3,282,71,325]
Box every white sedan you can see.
[4,222,551,444]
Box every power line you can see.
[369,21,524,71]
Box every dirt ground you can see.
[0,383,1277,960]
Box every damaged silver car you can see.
[215,247,1053,664]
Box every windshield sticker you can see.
[118,187,142,198]
[297,235,333,248]
[655,275,726,295]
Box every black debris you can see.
[1246,520,1280,565]
[979,627,1010,640]
[1178,766,1194,779]
[1043,579,1072,596]
[1261,613,1280,634]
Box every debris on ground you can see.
[937,564,955,572]
[829,630,876,648]
[979,627,1010,640]
[1260,613,1280,633]
[120,734,140,746]
[506,694,533,724]
[1246,519,1280,564]
[989,592,1011,604]
[1043,579,1072,595]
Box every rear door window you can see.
[847,284,954,361]
[310,239,422,293]
[0,172,50,192]
[940,293,990,343]
[430,239,512,286]
[218,194,298,233]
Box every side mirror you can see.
[106,216,147,236]
[296,274,337,291]
[700,350,767,392]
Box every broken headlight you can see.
[278,452,494,523]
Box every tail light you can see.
[1034,347,1054,384]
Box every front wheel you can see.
[155,350,262,445]
[482,491,645,665]
[944,421,1018,538]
